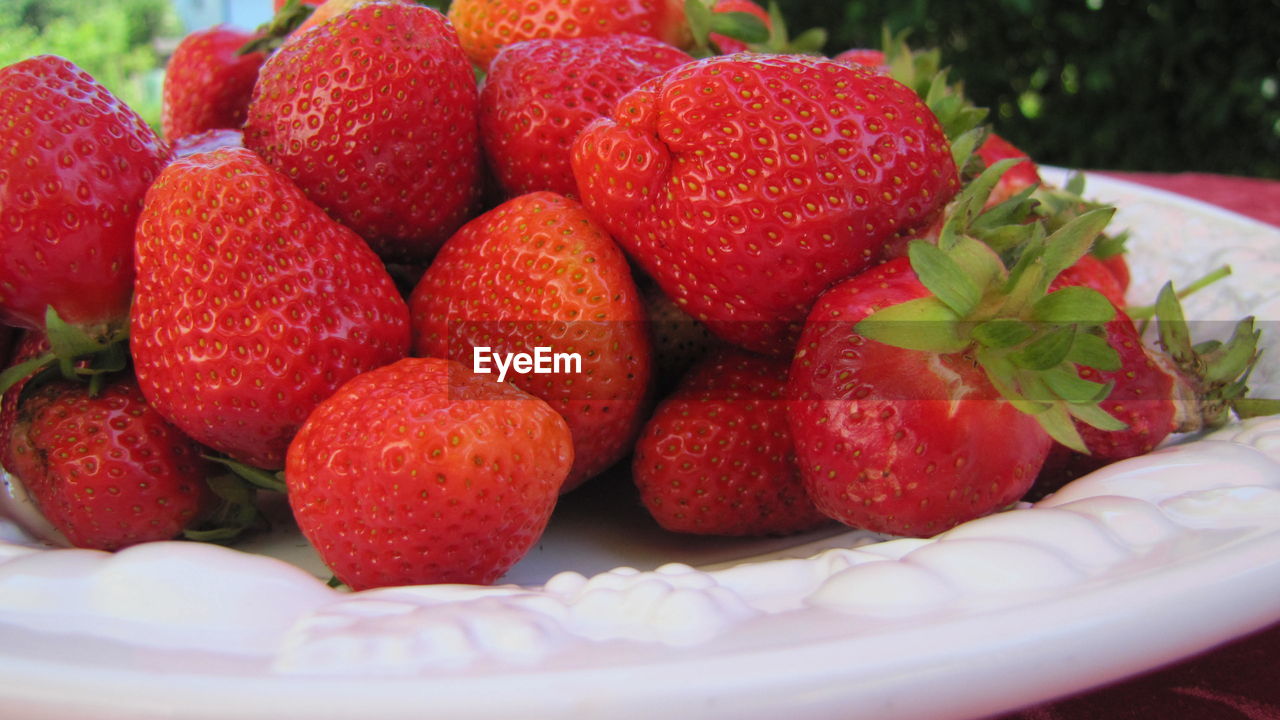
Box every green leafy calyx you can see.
[856,161,1125,452]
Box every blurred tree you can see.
[776,0,1280,178]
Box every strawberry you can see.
[161,25,266,141]
[285,357,574,589]
[1029,172,1133,294]
[633,347,827,536]
[641,277,721,395]
[7,375,215,551]
[1046,278,1278,463]
[787,258,1054,535]
[1052,253,1127,309]
[786,164,1128,535]
[409,192,651,491]
[1101,253,1132,293]
[975,132,1041,206]
[0,55,169,337]
[479,34,693,197]
[448,0,690,70]
[130,147,411,470]
[832,48,887,71]
[243,1,482,263]
[572,54,959,355]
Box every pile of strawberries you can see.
[1,0,1274,590]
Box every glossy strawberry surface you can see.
[410,192,651,491]
[480,34,692,197]
[8,376,214,550]
[0,56,169,334]
[1051,269,1178,460]
[573,54,959,355]
[1074,313,1179,460]
[244,2,482,263]
[633,347,827,536]
[161,25,266,140]
[130,147,410,469]
[449,0,689,69]
[975,132,1042,206]
[787,258,1052,536]
[286,357,574,589]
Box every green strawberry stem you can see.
[0,306,130,397]
[1127,264,1232,323]
[857,160,1127,453]
[877,28,988,167]
[183,472,266,543]
[761,2,826,55]
[1151,282,1280,430]
[239,0,315,56]
[203,454,289,493]
[183,456,286,543]
[684,0,769,57]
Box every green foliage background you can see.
[0,0,177,130]
[776,0,1280,178]
[2,0,1276,178]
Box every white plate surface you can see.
[1,170,1279,720]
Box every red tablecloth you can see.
[993,171,1280,720]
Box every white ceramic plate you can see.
[2,170,1279,720]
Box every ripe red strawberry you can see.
[409,192,651,491]
[449,0,690,69]
[244,2,482,263]
[1053,253,1127,309]
[161,25,266,141]
[130,147,411,470]
[480,34,693,197]
[975,132,1041,206]
[1045,277,1275,464]
[787,258,1054,535]
[285,357,574,589]
[642,278,722,394]
[785,163,1135,535]
[633,347,827,536]
[832,48,887,71]
[7,375,215,551]
[1101,253,1132,293]
[572,54,959,355]
[0,55,169,336]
